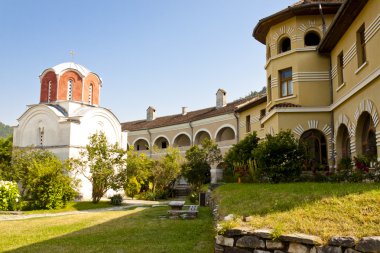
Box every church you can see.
[13,62,127,199]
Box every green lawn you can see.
[214,183,380,241]
[23,201,115,214]
[0,206,214,253]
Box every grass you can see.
[22,201,115,214]
[0,206,214,253]
[214,182,380,241]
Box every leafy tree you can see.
[12,148,77,209]
[224,132,259,168]
[253,130,305,183]
[124,176,141,199]
[150,147,182,194]
[182,139,222,190]
[70,132,126,203]
[0,136,13,180]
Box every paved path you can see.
[0,198,184,221]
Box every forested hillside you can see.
[0,122,12,137]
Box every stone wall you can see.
[215,228,380,253]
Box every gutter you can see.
[234,112,240,143]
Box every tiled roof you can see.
[122,96,255,132]
[269,102,301,112]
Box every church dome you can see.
[39,62,102,106]
[50,62,91,77]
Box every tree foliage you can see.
[253,130,305,183]
[0,135,13,180]
[70,132,126,203]
[182,139,222,190]
[224,132,259,168]
[12,148,77,209]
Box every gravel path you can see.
[0,204,145,221]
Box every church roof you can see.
[122,95,263,132]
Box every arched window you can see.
[48,81,52,102]
[67,80,73,100]
[279,37,291,53]
[88,84,93,104]
[304,31,321,46]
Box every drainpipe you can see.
[189,122,194,146]
[319,4,327,35]
[147,129,152,158]
[328,53,335,172]
[234,111,240,143]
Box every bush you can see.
[124,176,141,199]
[253,130,305,183]
[12,148,78,210]
[110,194,123,205]
[0,181,20,211]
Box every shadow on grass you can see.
[214,182,380,217]
[3,207,214,253]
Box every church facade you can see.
[13,62,127,199]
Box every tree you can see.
[150,147,182,194]
[224,132,259,168]
[182,139,222,190]
[253,130,305,183]
[0,135,13,180]
[70,132,126,203]
[0,122,12,138]
[11,148,77,209]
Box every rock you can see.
[254,250,271,253]
[224,229,247,237]
[215,243,225,253]
[243,216,253,222]
[328,236,358,248]
[274,250,285,253]
[216,235,235,247]
[318,246,342,253]
[253,229,274,239]
[344,249,361,253]
[356,236,380,253]
[288,243,309,253]
[266,240,285,249]
[280,233,323,245]
[224,214,235,221]
[310,247,317,253]
[225,247,252,253]
[236,236,265,249]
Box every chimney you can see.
[146,106,156,121]
[216,89,227,108]
[182,107,188,115]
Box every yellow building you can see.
[246,0,380,170]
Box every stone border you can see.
[215,228,380,253]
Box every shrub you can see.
[224,132,259,169]
[124,176,141,199]
[12,148,78,209]
[253,130,305,183]
[0,181,20,211]
[110,194,123,205]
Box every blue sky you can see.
[0,0,294,126]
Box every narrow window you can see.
[304,31,320,46]
[267,76,272,102]
[356,24,366,67]
[39,127,44,146]
[246,115,251,133]
[137,144,140,151]
[259,109,266,128]
[88,84,93,104]
[48,81,52,102]
[67,80,73,100]
[279,37,291,53]
[266,45,271,60]
[162,142,167,149]
[337,51,344,85]
[280,68,293,97]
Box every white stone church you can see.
[13,62,127,199]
